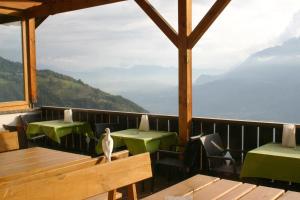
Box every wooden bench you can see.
[85,191,123,200]
[0,150,151,200]
[143,174,300,200]
[0,131,19,153]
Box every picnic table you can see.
[26,120,94,143]
[0,147,91,183]
[143,174,300,200]
[240,143,300,183]
[96,129,178,155]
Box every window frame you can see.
[0,19,30,112]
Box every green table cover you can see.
[26,120,94,143]
[96,129,178,155]
[240,143,300,183]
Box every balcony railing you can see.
[36,106,300,171]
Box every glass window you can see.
[0,21,25,102]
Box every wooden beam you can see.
[0,6,24,11]
[0,14,20,24]
[178,0,192,144]
[21,19,29,104]
[35,16,48,28]
[0,1,42,10]
[188,0,231,48]
[25,18,37,103]
[25,0,126,18]
[0,8,21,16]
[135,0,179,48]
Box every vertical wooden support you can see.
[21,20,29,103]
[26,18,37,104]
[178,0,192,144]
[108,189,117,200]
[127,183,138,200]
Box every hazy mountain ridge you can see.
[125,37,300,123]
[0,56,147,113]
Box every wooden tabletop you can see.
[0,147,91,183]
[143,174,300,200]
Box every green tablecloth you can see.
[96,129,178,155]
[240,143,300,183]
[26,120,94,143]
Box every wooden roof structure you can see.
[0,0,231,144]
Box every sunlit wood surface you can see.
[143,174,300,200]
[0,147,91,183]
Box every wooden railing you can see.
[37,106,300,170]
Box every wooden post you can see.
[108,189,117,200]
[127,183,138,200]
[25,17,37,104]
[178,0,192,144]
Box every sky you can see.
[1,0,300,75]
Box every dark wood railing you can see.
[36,106,300,171]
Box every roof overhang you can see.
[0,0,125,24]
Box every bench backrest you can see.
[0,131,19,153]
[0,152,152,200]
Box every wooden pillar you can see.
[178,0,192,144]
[25,18,37,104]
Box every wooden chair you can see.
[0,131,19,153]
[200,133,242,176]
[153,135,201,184]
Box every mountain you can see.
[0,56,24,102]
[0,56,147,113]
[192,37,300,122]
[52,65,202,94]
[123,37,300,123]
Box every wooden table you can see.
[0,147,91,183]
[143,174,300,200]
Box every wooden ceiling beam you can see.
[0,15,20,24]
[0,6,24,11]
[135,0,179,48]
[35,16,48,28]
[188,0,231,49]
[0,8,22,16]
[24,0,126,18]
[0,1,42,10]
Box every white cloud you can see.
[1,0,299,75]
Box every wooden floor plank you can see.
[142,175,219,200]
[239,186,284,200]
[192,179,242,199]
[217,183,256,200]
[278,191,300,200]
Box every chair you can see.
[153,135,201,183]
[92,123,121,138]
[17,114,44,148]
[200,133,242,176]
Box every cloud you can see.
[1,0,300,75]
[0,23,22,62]
[279,10,300,42]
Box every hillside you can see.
[0,56,147,113]
[0,56,24,102]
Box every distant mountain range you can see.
[122,37,300,123]
[0,56,146,113]
[54,65,202,94]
